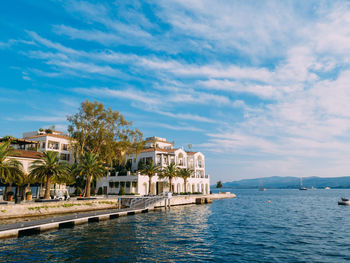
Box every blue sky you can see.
[1,0,350,182]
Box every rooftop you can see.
[23,134,71,140]
[8,149,43,159]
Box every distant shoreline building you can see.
[97,136,210,195]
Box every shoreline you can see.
[0,193,236,221]
[0,193,236,239]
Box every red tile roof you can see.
[8,150,43,159]
[23,134,71,140]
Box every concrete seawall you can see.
[0,208,148,239]
[0,193,236,239]
[0,193,235,220]
[0,199,120,220]
[155,193,236,207]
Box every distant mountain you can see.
[212,176,350,189]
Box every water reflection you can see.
[2,190,350,262]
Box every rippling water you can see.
[1,189,350,262]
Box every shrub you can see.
[118,186,125,195]
[118,168,128,176]
[26,191,32,196]
[75,187,82,195]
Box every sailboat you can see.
[258,179,266,191]
[299,177,307,190]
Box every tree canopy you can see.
[67,100,144,166]
[216,181,223,189]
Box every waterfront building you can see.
[97,136,210,196]
[0,137,43,174]
[22,130,73,164]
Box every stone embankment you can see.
[0,199,120,220]
[155,192,236,207]
[0,193,236,220]
[0,193,236,239]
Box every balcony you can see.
[48,141,59,150]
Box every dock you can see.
[0,207,149,239]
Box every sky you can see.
[1,1,350,182]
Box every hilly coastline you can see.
[214,176,350,189]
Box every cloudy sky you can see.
[2,0,350,182]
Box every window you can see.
[60,153,70,161]
[42,142,46,149]
[48,141,59,150]
[61,144,69,151]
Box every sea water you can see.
[1,189,350,262]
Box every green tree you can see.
[140,161,160,195]
[137,159,145,171]
[216,181,223,189]
[13,171,36,201]
[67,100,143,166]
[30,151,68,199]
[76,152,105,197]
[178,168,193,193]
[54,162,77,189]
[160,163,178,193]
[0,141,24,199]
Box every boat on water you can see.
[338,198,350,205]
[299,177,307,190]
[258,180,266,191]
[325,187,331,190]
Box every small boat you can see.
[325,187,331,190]
[338,198,350,205]
[299,177,307,190]
[258,180,266,191]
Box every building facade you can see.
[97,136,210,196]
[22,130,73,164]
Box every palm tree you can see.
[0,141,24,200]
[160,163,178,193]
[76,152,105,197]
[178,168,193,193]
[13,171,36,200]
[140,161,160,195]
[30,151,68,199]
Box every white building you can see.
[97,136,210,196]
[22,130,73,164]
